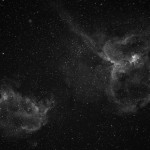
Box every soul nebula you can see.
[0,78,55,137]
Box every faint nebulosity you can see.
[1,0,150,150]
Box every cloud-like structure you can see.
[57,7,150,115]
[104,33,150,114]
[0,78,55,137]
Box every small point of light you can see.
[28,19,33,24]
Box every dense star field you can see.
[1,0,150,149]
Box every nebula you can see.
[101,33,150,114]
[0,78,55,137]
[57,7,150,115]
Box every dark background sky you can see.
[1,0,150,150]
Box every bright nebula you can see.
[57,7,150,115]
[102,33,150,114]
[0,78,55,137]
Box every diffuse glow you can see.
[0,82,55,136]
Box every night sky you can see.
[1,0,150,149]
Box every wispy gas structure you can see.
[0,78,55,137]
